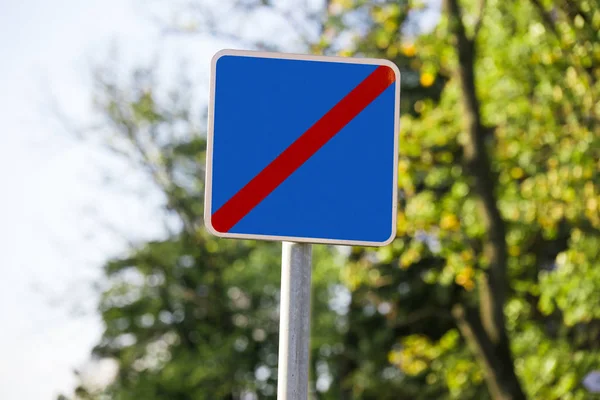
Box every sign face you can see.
[204,49,401,246]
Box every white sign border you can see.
[204,49,401,247]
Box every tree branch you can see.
[452,304,526,400]
[393,307,452,330]
[447,0,506,346]
[473,0,486,37]
[452,304,503,397]
[446,0,526,398]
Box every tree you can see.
[330,0,600,399]
[66,0,600,399]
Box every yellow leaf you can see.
[509,245,521,257]
[397,212,408,235]
[463,280,475,291]
[401,43,416,57]
[550,204,564,220]
[388,350,402,364]
[398,159,410,173]
[510,167,524,179]
[460,250,473,262]
[584,181,595,196]
[440,213,460,231]
[587,197,598,212]
[456,266,475,290]
[553,86,563,101]
[420,72,435,87]
[400,248,420,269]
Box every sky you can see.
[0,1,220,398]
[0,0,312,396]
[0,1,444,398]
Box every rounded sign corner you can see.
[203,216,220,237]
[379,229,397,247]
[378,59,401,84]
[211,49,235,64]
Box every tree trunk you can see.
[446,0,526,399]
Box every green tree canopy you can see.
[69,0,600,399]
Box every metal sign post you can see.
[277,242,312,400]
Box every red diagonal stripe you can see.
[211,64,396,233]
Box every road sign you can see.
[204,49,401,246]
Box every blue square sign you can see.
[204,49,401,246]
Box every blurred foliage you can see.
[67,0,600,399]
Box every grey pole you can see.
[277,241,312,400]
